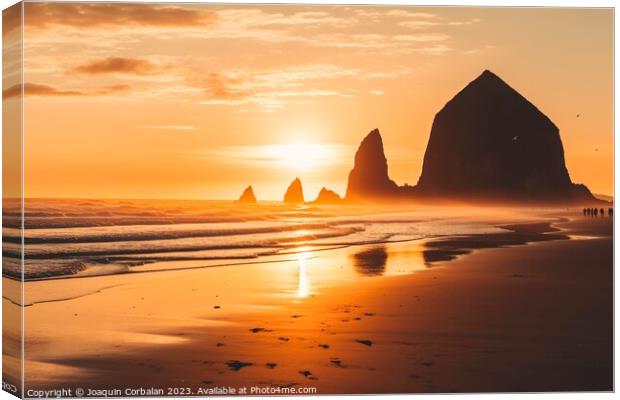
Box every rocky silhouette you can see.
[283,178,304,203]
[345,129,398,201]
[238,185,257,203]
[415,70,596,203]
[312,187,342,204]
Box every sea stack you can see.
[345,129,398,201]
[238,185,257,203]
[283,178,304,203]
[416,70,596,203]
[312,187,342,204]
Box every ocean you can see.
[3,198,515,280]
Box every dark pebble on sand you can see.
[249,327,267,333]
[355,339,373,347]
[330,358,346,368]
[216,343,225,347]
[225,360,253,371]
[278,337,289,342]
[318,344,330,349]
[266,363,277,369]
[214,305,221,309]
[299,370,313,377]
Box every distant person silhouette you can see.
[583,208,587,216]
[594,208,599,217]
[600,208,605,216]
[609,208,613,217]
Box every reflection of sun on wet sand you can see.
[13,210,612,393]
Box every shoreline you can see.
[9,212,613,393]
[8,216,570,285]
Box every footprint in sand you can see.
[364,312,375,316]
[330,358,347,368]
[249,327,272,333]
[215,343,225,347]
[298,370,318,380]
[318,344,330,349]
[265,363,277,369]
[225,360,253,371]
[278,337,289,342]
[355,339,373,347]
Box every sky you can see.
[3,3,614,200]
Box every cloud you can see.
[447,18,482,26]
[3,83,83,99]
[214,9,353,28]
[21,5,473,60]
[23,3,215,30]
[96,84,132,95]
[392,33,450,42]
[399,20,440,29]
[464,44,496,55]
[369,89,384,96]
[139,125,198,131]
[73,57,158,75]
[2,82,131,100]
[385,10,440,19]
[416,45,452,56]
[191,65,409,111]
[200,72,253,100]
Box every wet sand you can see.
[6,212,613,394]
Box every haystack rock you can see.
[283,178,304,203]
[345,129,398,201]
[312,187,342,204]
[416,69,596,203]
[238,185,257,203]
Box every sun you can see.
[266,143,335,170]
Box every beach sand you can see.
[5,211,612,394]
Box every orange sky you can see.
[4,3,614,200]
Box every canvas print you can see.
[2,2,613,397]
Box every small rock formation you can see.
[345,129,398,201]
[312,187,342,204]
[238,185,257,203]
[283,178,304,203]
[416,69,596,203]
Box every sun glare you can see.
[297,251,310,298]
[266,143,336,170]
